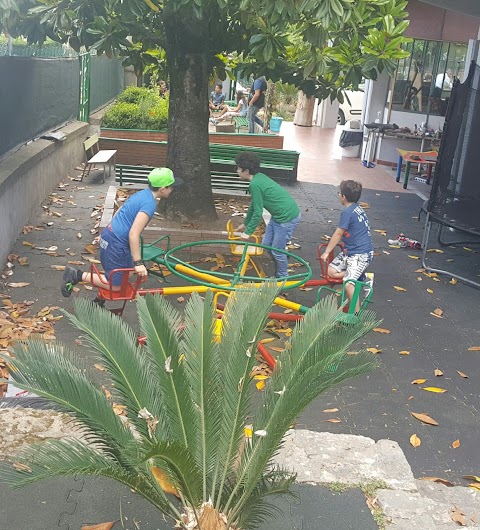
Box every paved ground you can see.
[1,122,480,528]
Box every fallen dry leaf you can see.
[469,483,480,492]
[467,346,480,351]
[410,433,421,447]
[94,364,107,372]
[451,506,467,526]
[13,462,32,473]
[322,408,339,413]
[260,338,275,344]
[427,288,434,293]
[452,439,460,449]
[463,475,480,483]
[373,327,391,334]
[422,387,447,393]
[367,347,382,354]
[411,412,439,426]
[456,371,468,378]
[411,379,427,385]
[7,282,30,288]
[151,466,179,497]
[408,255,420,259]
[434,369,444,377]
[420,477,454,487]
[399,350,410,355]
[326,418,341,423]
[393,286,407,292]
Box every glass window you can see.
[391,39,468,117]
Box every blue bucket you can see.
[269,117,283,133]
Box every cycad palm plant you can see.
[0,283,379,530]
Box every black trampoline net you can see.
[427,61,480,234]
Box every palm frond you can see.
[1,341,135,464]
[224,297,379,516]
[136,294,196,448]
[212,282,280,508]
[0,438,180,521]
[141,440,204,507]
[181,291,223,498]
[232,467,297,530]
[65,299,166,439]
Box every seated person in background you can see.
[210,90,248,125]
[209,83,228,116]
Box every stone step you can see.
[377,480,480,529]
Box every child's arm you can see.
[129,212,151,277]
[321,228,345,261]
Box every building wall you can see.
[405,0,480,42]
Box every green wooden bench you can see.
[209,143,300,183]
[115,164,249,193]
[233,116,248,132]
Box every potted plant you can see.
[0,284,378,529]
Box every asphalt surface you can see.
[1,164,480,528]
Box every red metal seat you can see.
[90,264,145,315]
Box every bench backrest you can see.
[209,143,299,165]
[84,133,99,152]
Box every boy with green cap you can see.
[61,167,182,296]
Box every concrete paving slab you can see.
[275,430,416,491]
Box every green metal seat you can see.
[141,235,171,281]
[316,278,374,325]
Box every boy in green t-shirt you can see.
[235,152,300,278]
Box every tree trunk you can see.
[263,81,275,133]
[293,91,315,127]
[162,9,217,221]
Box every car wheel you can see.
[337,109,346,125]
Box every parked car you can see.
[338,86,365,125]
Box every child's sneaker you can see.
[209,118,218,125]
[61,266,82,297]
[364,272,374,297]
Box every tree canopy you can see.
[2,0,410,100]
[1,0,411,219]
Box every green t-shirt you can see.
[244,172,300,235]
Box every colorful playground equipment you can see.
[89,223,372,368]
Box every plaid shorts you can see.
[330,252,373,282]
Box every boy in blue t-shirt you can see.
[321,180,374,311]
[61,167,182,297]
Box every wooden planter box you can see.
[99,127,284,165]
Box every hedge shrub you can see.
[102,87,168,130]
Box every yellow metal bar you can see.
[161,285,210,296]
[272,297,304,312]
[174,263,230,285]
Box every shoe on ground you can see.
[61,266,81,297]
[209,118,218,125]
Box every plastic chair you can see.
[90,264,145,316]
[226,220,266,278]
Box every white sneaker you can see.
[364,272,374,297]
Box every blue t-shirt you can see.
[338,203,373,255]
[111,188,157,246]
[211,91,225,106]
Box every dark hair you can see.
[235,152,260,175]
[340,180,362,202]
[215,83,223,90]
[149,184,160,192]
[236,90,247,104]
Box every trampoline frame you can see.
[421,211,480,289]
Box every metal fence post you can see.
[78,52,91,122]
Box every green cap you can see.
[148,167,182,188]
